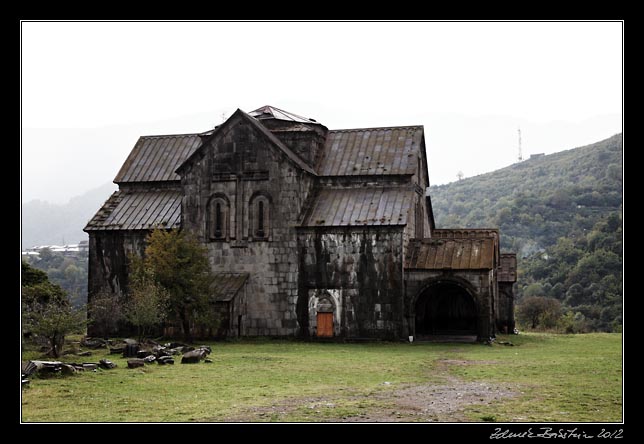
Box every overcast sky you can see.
[21,21,622,204]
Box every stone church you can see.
[85,106,516,341]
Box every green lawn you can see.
[21,333,622,423]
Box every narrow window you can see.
[208,196,228,241]
[257,200,265,238]
[250,194,270,240]
[215,202,222,238]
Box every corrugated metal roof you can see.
[432,228,499,240]
[211,273,248,302]
[405,238,496,270]
[249,105,318,124]
[498,253,517,282]
[114,134,202,183]
[317,126,423,176]
[432,228,499,266]
[84,190,182,231]
[300,187,413,227]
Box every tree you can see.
[22,261,68,311]
[22,260,86,356]
[606,163,622,182]
[142,229,215,342]
[88,290,124,339]
[124,255,168,341]
[565,249,622,289]
[37,247,64,269]
[522,283,544,298]
[557,311,591,334]
[22,301,86,358]
[565,283,585,306]
[516,296,562,330]
[22,261,48,286]
[549,282,565,300]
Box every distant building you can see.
[85,106,517,340]
[22,243,88,258]
[530,153,545,159]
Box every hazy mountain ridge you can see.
[22,182,117,249]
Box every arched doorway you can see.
[415,280,478,336]
[307,290,341,338]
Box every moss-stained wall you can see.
[86,230,148,335]
[297,228,405,339]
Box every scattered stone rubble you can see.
[181,346,212,364]
[22,337,214,386]
[21,358,117,385]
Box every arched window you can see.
[249,193,271,240]
[257,200,265,237]
[207,194,229,241]
[215,202,223,237]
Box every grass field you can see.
[20,333,622,423]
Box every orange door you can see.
[317,312,333,337]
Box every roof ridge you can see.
[433,229,499,231]
[139,133,201,139]
[249,105,318,124]
[329,125,424,133]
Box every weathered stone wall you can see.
[258,119,327,169]
[179,114,316,336]
[271,130,326,168]
[402,190,432,252]
[404,269,497,340]
[408,132,431,243]
[87,230,148,336]
[297,228,405,339]
[497,282,516,333]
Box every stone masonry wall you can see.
[297,228,405,339]
[87,230,148,336]
[179,114,316,336]
[497,282,516,333]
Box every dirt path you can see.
[221,359,517,422]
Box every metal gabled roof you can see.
[317,126,423,176]
[114,134,202,184]
[405,237,496,270]
[299,187,414,227]
[84,190,182,231]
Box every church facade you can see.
[85,106,516,341]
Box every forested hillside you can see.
[430,134,623,332]
[22,249,87,308]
